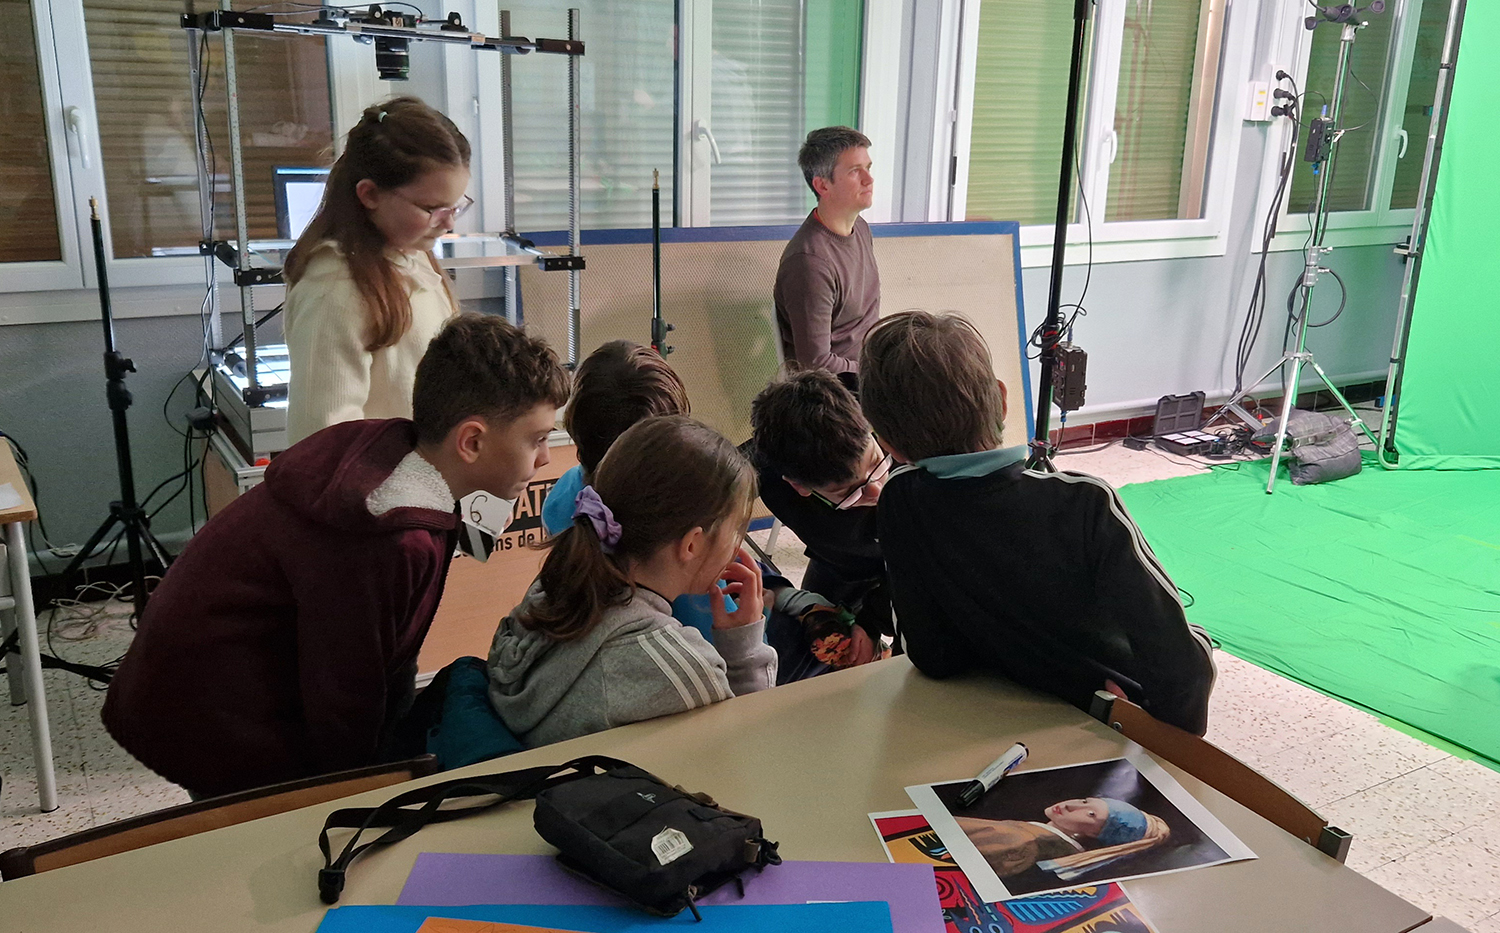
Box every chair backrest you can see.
[0,754,439,879]
[1089,690,1352,863]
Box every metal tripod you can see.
[1235,19,1381,494]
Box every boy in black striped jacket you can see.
[859,311,1215,735]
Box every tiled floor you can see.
[3,441,1500,928]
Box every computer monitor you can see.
[273,166,329,240]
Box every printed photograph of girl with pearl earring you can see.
[907,755,1257,901]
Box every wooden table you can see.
[0,442,57,812]
[0,657,1431,930]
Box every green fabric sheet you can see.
[1118,458,1500,764]
[1395,1,1500,468]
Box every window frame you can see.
[945,0,1256,270]
[1253,0,1432,254]
[0,0,88,293]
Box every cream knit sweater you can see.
[283,243,456,445]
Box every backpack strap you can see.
[317,755,634,904]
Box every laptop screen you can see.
[273,166,330,240]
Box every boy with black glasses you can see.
[743,370,892,681]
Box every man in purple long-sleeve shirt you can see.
[774,126,881,385]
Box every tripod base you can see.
[60,500,172,619]
[1264,352,1377,494]
[1211,352,1377,494]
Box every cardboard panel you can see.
[519,222,1028,446]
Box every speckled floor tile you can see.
[1467,912,1500,932]
[1428,757,1500,810]
[1321,765,1485,872]
[1366,832,1500,927]
[1246,714,1449,810]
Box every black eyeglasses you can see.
[811,449,893,510]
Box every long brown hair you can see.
[522,416,756,640]
[283,96,470,351]
[565,340,691,477]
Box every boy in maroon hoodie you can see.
[103,314,570,798]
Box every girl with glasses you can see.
[282,96,472,444]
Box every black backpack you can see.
[317,755,781,920]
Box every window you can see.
[1263,0,1457,242]
[962,0,1230,239]
[505,1,677,233]
[1389,0,1451,209]
[82,1,334,257]
[680,0,863,226]
[1107,0,1221,222]
[1,0,64,263]
[964,2,1091,226]
[1287,13,1395,215]
[2,0,871,309]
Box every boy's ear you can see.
[784,477,814,498]
[997,379,1009,419]
[810,175,830,201]
[451,417,487,464]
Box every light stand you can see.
[1220,9,1384,494]
[61,198,173,618]
[1027,0,1093,472]
[1377,0,1466,466]
[650,169,673,355]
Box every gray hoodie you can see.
[487,583,778,748]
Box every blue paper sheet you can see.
[315,902,894,933]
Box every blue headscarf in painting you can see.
[1095,798,1149,846]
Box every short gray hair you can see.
[798,126,871,196]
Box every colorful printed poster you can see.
[906,754,1257,902]
[871,811,1158,933]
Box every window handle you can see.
[65,106,92,170]
[692,119,723,165]
[1395,128,1409,159]
[1103,130,1119,166]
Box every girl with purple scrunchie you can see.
[486,416,779,748]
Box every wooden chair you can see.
[1089,690,1352,863]
[0,754,439,879]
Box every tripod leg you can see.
[1266,355,1308,495]
[123,517,150,620]
[139,522,173,573]
[1205,358,1287,429]
[1308,358,1379,446]
[59,509,123,582]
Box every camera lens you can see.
[374,37,409,81]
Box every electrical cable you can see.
[1229,73,1302,401]
[1028,149,1094,360]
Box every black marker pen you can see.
[956,742,1028,808]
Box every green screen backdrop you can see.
[1396,1,1500,468]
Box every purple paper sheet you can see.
[397,854,943,933]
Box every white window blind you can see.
[707,0,808,226]
[966,1,1091,226]
[1106,0,1211,222]
[506,1,675,233]
[1,0,64,262]
[81,0,334,257]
